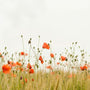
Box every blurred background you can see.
[0,0,90,54]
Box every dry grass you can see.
[0,70,90,90]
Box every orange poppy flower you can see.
[27,63,32,69]
[2,64,11,74]
[39,56,44,64]
[41,60,44,64]
[20,52,28,56]
[16,62,22,66]
[61,56,66,61]
[46,65,53,70]
[20,52,25,55]
[57,62,60,65]
[50,53,54,58]
[29,69,34,74]
[80,65,87,71]
[39,56,43,61]
[42,42,50,49]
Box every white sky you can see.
[0,0,90,54]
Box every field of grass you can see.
[0,70,90,90]
[0,35,90,90]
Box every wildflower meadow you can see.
[0,35,90,90]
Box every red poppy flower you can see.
[2,64,11,74]
[42,42,50,49]
[61,56,66,61]
[16,62,22,66]
[39,56,43,61]
[41,60,44,64]
[50,53,54,58]
[27,63,32,69]
[20,52,25,55]
[57,62,60,65]
[29,69,34,74]
[39,56,44,64]
[46,65,53,70]
[80,65,87,71]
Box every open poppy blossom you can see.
[2,64,11,74]
[42,42,50,50]
[20,52,25,55]
[80,65,87,71]
[50,53,54,58]
[29,68,34,74]
[61,56,66,61]
[27,63,32,69]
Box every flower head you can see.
[50,53,54,58]
[29,69,34,74]
[61,56,66,61]
[42,42,50,49]
[2,64,11,74]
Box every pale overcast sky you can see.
[0,0,90,54]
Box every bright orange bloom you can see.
[46,65,53,70]
[61,56,66,61]
[27,63,32,69]
[50,53,54,58]
[57,62,60,65]
[41,60,44,64]
[80,65,87,71]
[29,69,34,74]
[20,52,25,55]
[39,56,44,64]
[42,42,50,49]
[16,62,22,66]
[2,64,11,74]
[39,56,43,61]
